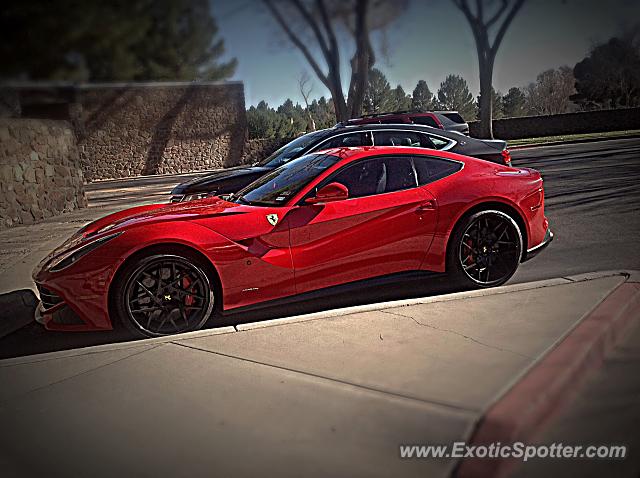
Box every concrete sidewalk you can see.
[1,271,638,478]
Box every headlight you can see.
[49,232,123,272]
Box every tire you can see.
[447,209,523,289]
[112,252,216,338]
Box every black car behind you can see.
[170,124,509,202]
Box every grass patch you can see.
[507,130,640,147]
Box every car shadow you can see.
[0,273,462,360]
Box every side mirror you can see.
[305,182,349,204]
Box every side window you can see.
[382,156,417,192]
[315,132,371,150]
[427,136,452,150]
[328,158,387,198]
[373,131,422,147]
[319,156,419,199]
[413,156,462,185]
[410,115,439,128]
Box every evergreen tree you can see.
[309,96,336,129]
[411,80,435,111]
[247,101,278,139]
[390,85,412,111]
[134,0,237,81]
[503,87,527,117]
[436,75,477,120]
[0,0,236,81]
[363,68,393,114]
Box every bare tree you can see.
[263,0,405,122]
[298,71,317,131]
[452,0,525,138]
[525,66,576,115]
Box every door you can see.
[289,155,438,294]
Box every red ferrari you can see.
[34,146,552,337]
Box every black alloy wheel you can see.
[450,210,523,288]
[116,254,215,337]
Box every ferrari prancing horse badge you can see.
[266,213,279,226]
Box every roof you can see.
[312,145,465,163]
[322,123,465,142]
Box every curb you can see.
[0,270,632,367]
[454,272,640,478]
[508,133,640,150]
[0,289,37,339]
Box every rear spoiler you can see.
[481,139,507,151]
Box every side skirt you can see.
[220,270,445,316]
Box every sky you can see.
[211,0,640,107]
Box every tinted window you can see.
[442,112,465,123]
[383,156,418,192]
[258,131,327,167]
[315,132,372,150]
[373,131,422,147]
[435,114,457,127]
[327,158,386,198]
[327,156,417,198]
[237,153,340,206]
[413,156,462,185]
[410,116,439,128]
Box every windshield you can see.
[234,153,340,206]
[257,131,327,167]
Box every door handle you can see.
[415,200,436,212]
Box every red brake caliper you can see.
[182,276,194,307]
[465,239,475,265]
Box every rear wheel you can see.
[113,253,215,337]
[448,210,523,288]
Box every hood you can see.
[80,197,246,237]
[172,166,270,193]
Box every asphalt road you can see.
[510,137,640,283]
[1,137,639,358]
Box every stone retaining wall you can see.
[0,119,86,228]
[7,82,247,181]
[240,137,291,164]
[469,107,640,139]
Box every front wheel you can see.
[448,210,523,288]
[112,253,215,337]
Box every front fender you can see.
[105,220,296,311]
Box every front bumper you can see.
[522,228,554,262]
[34,297,90,330]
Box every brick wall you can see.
[0,119,87,228]
[469,107,640,139]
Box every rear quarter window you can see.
[442,112,465,124]
[413,156,462,185]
